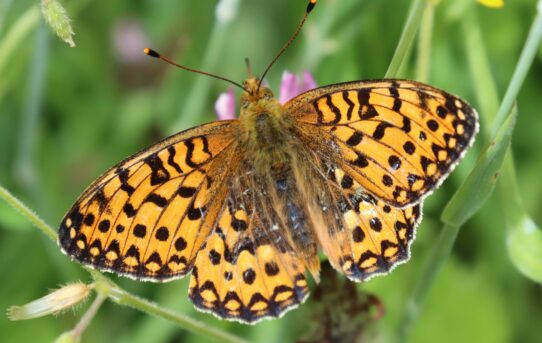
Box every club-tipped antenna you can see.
[257,0,317,91]
[144,48,248,92]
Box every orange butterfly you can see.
[58,0,478,323]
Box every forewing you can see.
[286,79,478,207]
[189,166,310,324]
[58,121,238,281]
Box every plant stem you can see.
[93,273,249,343]
[396,2,542,340]
[14,18,49,209]
[462,6,500,129]
[397,223,459,341]
[462,3,534,231]
[415,1,435,82]
[385,0,426,78]
[462,3,536,242]
[490,3,542,137]
[0,184,56,241]
[0,188,248,342]
[71,293,107,341]
[0,5,40,99]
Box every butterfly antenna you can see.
[257,0,317,91]
[245,57,254,78]
[144,48,248,92]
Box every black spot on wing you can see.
[144,153,170,185]
[144,193,168,207]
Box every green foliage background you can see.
[1,0,541,342]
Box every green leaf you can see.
[507,216,542,284]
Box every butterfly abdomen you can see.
[275,178,316,253]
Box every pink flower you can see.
[279,71,317,104]
[112,19,149,64]
[214,71,317,120]
[214,88,236,120]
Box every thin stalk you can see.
[70,293,107,341]
[464,1,542,284]
[14,19,49,206]
[93,273,249,343]
[490,3,542,137]
[385,0,427,78]
[462,5,500,128]
[415,1,435,82]
[396,223,459,341]
[396,2,542,340]
[462,3,538,248]
[462,5,525,218]
[0,185,247,343]
[0,184,56,241]
[0,5,40,99]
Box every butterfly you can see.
[58,0,478,324]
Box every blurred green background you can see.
[1,0,542,342]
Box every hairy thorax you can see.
[238,81,297,175]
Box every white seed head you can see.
[7,283,91,320]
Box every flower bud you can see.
[7,283,91,320]
[279,71,317,104]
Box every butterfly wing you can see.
[286,79,478,207]
[287,142,422,282]
[318,162,422,281]
[188,161,310,323]
[58,121,239,281]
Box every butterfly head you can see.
[238,77,288,142]
[240,77,277,109]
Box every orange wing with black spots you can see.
[58,78,478,324]
[58,121,238,281]
[189,166,310,324]
[318,164,422,281]
[287,79,478,207]
[291,143,422,282]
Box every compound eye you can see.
[262,89,274,99]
